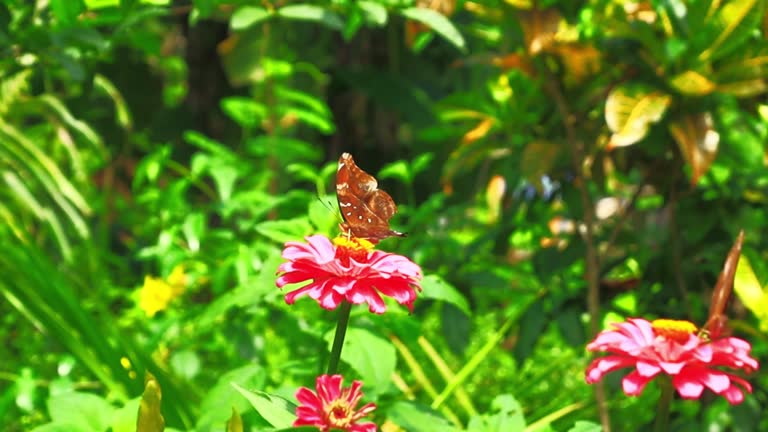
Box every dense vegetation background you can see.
[2,0,767,431]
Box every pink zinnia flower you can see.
[276,235,422,314]
[294,374,377,432]
[586,318,759,404]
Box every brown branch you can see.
[541,64,611,432]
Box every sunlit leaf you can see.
[462,117,496,144]
[337,328,397,393]
[419,274,470,315]
[466,394,526,431]
[553,43,601,84]
[734,254,768,332]
[137,372,164,432]
[360,1,387,26]
[230,6,271,31]
[231,383,296,428]
[700,0,761,61]
[485,175,506,224]
[669,112,719,185]
[388,401,461,432]
[404,0,456,47]
[401,7,466,52]
[669,70,716,96]
[277,4,343,31]
[605,84,671,148]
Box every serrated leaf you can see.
[277,4,343,31]
[400,8,466,52]
[419,274,470,316]
[669,112,719,185]
[231,6,271,31]
[137,372,164,432]
[605,84,670,148]
[669,70,716,96]
[231,383,296,428]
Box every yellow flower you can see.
[138,276,174,318]
[167,264,187,296]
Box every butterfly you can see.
[702,229,744,339]
[336,153,406,242]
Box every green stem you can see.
[654,376,674,432]
[326,302,352,375]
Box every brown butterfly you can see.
[702,229,744,339]
[336,153,406,242]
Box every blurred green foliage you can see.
[1,0,767,431]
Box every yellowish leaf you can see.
[226,407,244,432]
[734,254,768,332]
[485,175,506,224]
[700,0,760,61]
[518,8,561,55]
[717,79,768,97]
[605,85,671,149]
[461,117,495,144]
[668,112,719,185]
[669,70,716,96]
[137,372,164,432]
[554,43,601,84]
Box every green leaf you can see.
[197,365,266,431]
[255,219,313,244]
[566,421,602,432]
[335,327,396,393]
[30,422,90,432]
[170,350,201,380]
[387,401,460,432]
[230,6,271,31]
[360,1,387,26]
[50,0,85,26]
[221,97,267,129]
[400,8,466,52]
[735,254,768,332]
[47,390,115,432]
[231,383,296,428]
[111,398,141,432]
[419,275,470,316]
[378,160,410,184]
[467,395,526,432]
[277,4,343,31]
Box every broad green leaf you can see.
[50,0,84,26]
[360,1,387,26]
[137,372,164,432]
[378,160,410,184]
[170,350,201,380]
[47,391,115,432]
[197,365,266,431]
[669,70,716,96]
[566,421,602,432]
[334,327,396,393]
[231,383,296,428]
[605,84,670,148]
[84,0,119,9]
[466,395,526,432]
[669,112,719,185]
[277,4,343,31]
[230,6,271,31]
[255,219,313,243]
[387,401,460,432]
[400,7,466,52]
[30,422,90,432]
[111,398,141,432]
[734,254,768,332]
[419,275,470,316]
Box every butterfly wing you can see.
[336,153,405,240]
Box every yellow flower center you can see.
[326,398,354,428]
[652,319,698,343]
[333,236,374,264]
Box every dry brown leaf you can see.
[669,112,720,186]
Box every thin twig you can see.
[541,64,611,432]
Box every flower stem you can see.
[327,302,352,375]
[654,376,674,432]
